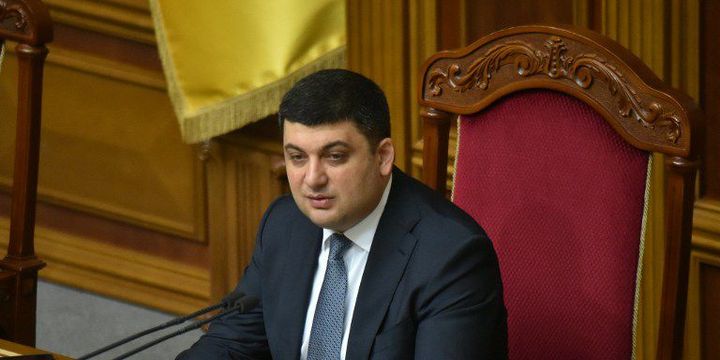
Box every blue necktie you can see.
[307,233,352,360]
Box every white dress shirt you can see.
[300,176,392,360]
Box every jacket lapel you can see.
[346,171,420,359]
[276,215,322,359]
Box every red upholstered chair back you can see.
[453,89,648,359]
[419,25,701,360]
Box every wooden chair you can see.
[0,0,53,346]
[419,25,700,360]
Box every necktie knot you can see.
[329,233,352,261]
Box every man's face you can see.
[283,120,394,232]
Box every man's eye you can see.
[288,153,306,162]
[328,153,346,162]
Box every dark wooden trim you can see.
[589,0,603,32]
[699,263,720,360]
[0,0,53,346]
[658,156,700,360]
[420,107,451,190]
[436,0,464,50]
[699,0,720,199]
[7,44,46,260]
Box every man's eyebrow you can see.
[284,143,304,152]
[321,141,350,151]
[283,141,351,152]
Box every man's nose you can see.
[305,159,328,188]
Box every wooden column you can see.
[657,157,699,360]
[0,0,53,346]
[420,107,451,191]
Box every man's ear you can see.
[376,138,394,176]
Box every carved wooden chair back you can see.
[0,0,53,346]
[419,25,700,360]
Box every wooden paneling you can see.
[465,0,576,43]
[0,0,210,313]
[206,119,287,301]
[0,217,210,315]
[603,0,668,77]
[700,263,720,360]
[700,0,720,200]
[0,52,203,241]
[691,200,720,359]
[686,233,720,360]
[348,0,443,179]
[0,210,208,315]
[693,2,720,356]
[50,22,162,73]
[346,0,412,171]
[44,0,155,44]
[0,192,208,267]
[436,0,464,50]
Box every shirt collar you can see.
[322,174,392,252]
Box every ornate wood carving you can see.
[0,0,52,45]
[427,36,682,145]
[0,1,29,34]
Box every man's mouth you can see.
[306,194,333,209]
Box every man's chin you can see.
[301,208,337,228]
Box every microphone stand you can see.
[77,291,244,360]
[111,295,259,360]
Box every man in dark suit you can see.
[177,69,507,359]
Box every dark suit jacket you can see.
[177,168,507,359]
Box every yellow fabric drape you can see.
[150,0,346,143]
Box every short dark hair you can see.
[278,69,390,146]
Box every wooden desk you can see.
[0,339,71,359]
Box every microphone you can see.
[111,295,260,360]
[77,290,245,360]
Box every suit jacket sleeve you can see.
[414,232,507,359]
[175,201,278,360]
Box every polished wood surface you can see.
[419,107,451,193]
[0,338,71,359]
[0,0,53,346]
[419,25,701,360]
[660,156,700,360]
